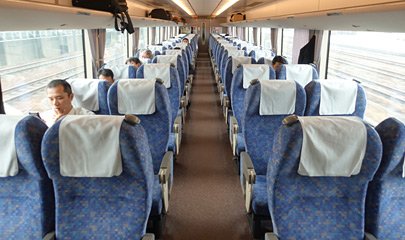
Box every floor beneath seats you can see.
[161,48,252,240]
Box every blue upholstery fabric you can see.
[151,175,163,216]
[267,120,382,240]
[304,80,367,118]
[0,116,54,239]
[278,64,319,80]
[128,65,137,78]
[97,81,110,115]
[251,175,270,216]
[107,81,171,174]
[243,81,306,176]
[137,65,181,129]
[236,133,246,155]
[230,65,277,134]
[41,118,154,239]
[366,117,405,240]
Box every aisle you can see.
[161,49,252,240]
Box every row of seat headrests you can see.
[1,114,403,179]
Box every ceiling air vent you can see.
[327,12,343,16]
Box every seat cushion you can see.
[168,133,176,154]
[151,175,162,216]
[252,175,270,216]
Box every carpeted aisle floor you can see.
[161,47,252,240]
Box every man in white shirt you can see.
[40,79,94,127]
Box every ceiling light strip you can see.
[171,0,195,16]
[212,0,239,17]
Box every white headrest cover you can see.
[259,80,296,115]
[148,45,164,53]
[297,116,367,177]
[255,50,274,60]
[107,65,129,79]
[319,80,358,115]
[67,79,100,111]
[243,64,270,89]
[117,79,156,115]
[144,64,171,88]
[228,49,245,58]
[165,50,182,57]
[0,115,25,177]
[157,55,177,67]
[232,57,251,74]
[59,115,124,177]
[286,64,314,87]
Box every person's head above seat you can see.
[46,79,74,117]
[98,68,114,84]
[272,55,288,72]
[182,38,189,44]
[141,49,154,59]
[126,57,142,68]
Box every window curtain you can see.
[271,28,278,54]
[149,27,155,45]
[292,29,309,64]
[310,30,324,70]
[253,27,258,45]
[132,27,140,56]
[0,80,5,114]
[87,29,106,78]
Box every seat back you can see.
[366,117,405,239]
[305,80,367,118]
[153,55,186,95]
[108,80,171,174]
[231,65,276,130]
[267,117,382,239]
[67,79,110,115]
[249,49,274,61]
[0,115,54,239]
[137,64,181,128]
[278,64,319,85]
[105,65,137,79]
[41,115,154,239]
[243,80,306,175]
[223,56,255,97]
[221,49,246,81]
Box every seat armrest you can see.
[159,151,174,213]
[141,233,155,240]
[43,232,55,240]
[229,116,239,155]
[241,151,256,212]
[174,115,182,154]
[265,232,279,240]
[223,96,230,123]
[365,232,378,240]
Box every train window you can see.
[139,27,148,50]
[282,28,294,63]
[328,31,405,125]
[261,28,272,49]
[248,27,254,44]
[0,29,85,114]
[104,29,126,66]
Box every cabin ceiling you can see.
[132,0,275,18]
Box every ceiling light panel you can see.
[212,0,239,17]
[171,0,196,16]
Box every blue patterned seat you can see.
[107,80,173,238]
[240,80,306,238]
[304,80,367,118]
[366,117,405,240]
[0,115,54,240]
[41,115,154,239]
[152,55,186,97]
[266,117,382,240]
[137,64,183,155]
[230,65,276,156]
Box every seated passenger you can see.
[272,55,288,73]
[98,68,115,85]
[140,50,154,64]
[40,79,94,127]
[126,57,142,68]
[182,37,189,45]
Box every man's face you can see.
[99,74,114,84]
[273,62,283,72]
[46,85,73,116]
[129,61,141,68]
[182,39,189,44]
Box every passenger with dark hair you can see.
[126,57,142,68]
[272,55,288,72]
[182,37,189,44]
[40,79,94,126]
[98,68,114,85]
